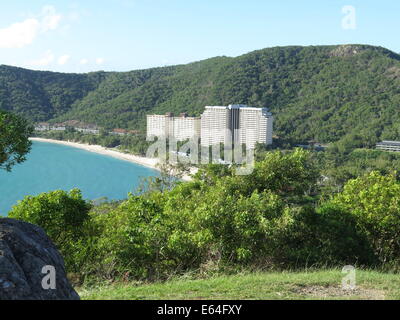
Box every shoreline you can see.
[29,138,194,181]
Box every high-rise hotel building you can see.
[200,104,273,149]
[146,113,201,141]
[147,105,273,148]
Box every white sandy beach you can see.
[29,137,195,181]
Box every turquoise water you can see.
[0,141,159,216]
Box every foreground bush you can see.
[8,189,92,272]
[80,150,379,280]
[273,204,377,267]
[331,171,400,265]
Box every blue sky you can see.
[0,0,398,73]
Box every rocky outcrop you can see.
[0,218,80,300]
[329,44,363,57]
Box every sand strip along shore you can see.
[29,138,195,181]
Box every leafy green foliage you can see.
[70,149,376,280]
[245,148,320,197]
[0,110,33,171]
[274,204,376,267]
[8,189,92,272]
[92,193,173,279]
[331,171,400,264]
[321,147,400,192]
[0,65,105,121]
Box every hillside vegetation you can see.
[0,65,106,121]
[2,44,400,144]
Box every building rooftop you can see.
[205,104,270,112]
[377,141,400,146]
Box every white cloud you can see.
[58,54,70,65]
[29,50,55,67]
[96,58,105,65]
[0,19,40,49]
[41,5,62,32]
[0,6,62,49]
[80,58,88,65]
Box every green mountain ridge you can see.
[1,44,400,144]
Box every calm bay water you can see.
[0,141,159,216]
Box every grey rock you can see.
[0,218,80,300]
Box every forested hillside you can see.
[2,44,400,144]
[0,65,106,121]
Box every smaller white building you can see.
[34,122,50,131]
[76,127,100,134]
[173,113,201,141]
[147,114,170,138]
[376,141,400,152]
[50,124,66,131]
[147,113,200,141]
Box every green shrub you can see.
[272,204,377,268]
[187,189,286,264]
[331,171,400,264]
[8,189,92,272]
[91,193,172,280]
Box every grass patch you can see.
[78,269,400,300]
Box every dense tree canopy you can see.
[8,189,92,272]
[0,110,32,171]
[331,171,400,264]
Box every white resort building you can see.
[200,104,273,149]
[146,105,273,149]
[146,113,201,141]
[172,113,201,141]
